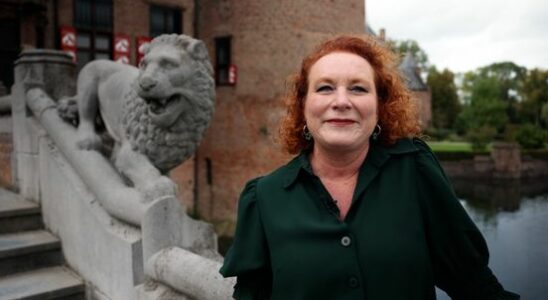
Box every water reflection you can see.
[452,178,548,213]
[436,177,548,300]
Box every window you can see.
[150,5,182,38]
[74,0,113,70]
[215,36,231,85]
[0,18,20,93]
[205,158,213,185]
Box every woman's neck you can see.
[309,144,370,181]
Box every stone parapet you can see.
[438,143,547,180]
[491,142,521,179]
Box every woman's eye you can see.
[316,85,333,93]
[350,86,367,93]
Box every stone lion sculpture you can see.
[64,34,215,200]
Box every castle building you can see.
[0,0,428,237]
[399,52,432,128]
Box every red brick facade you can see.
[1,0,366,235]
[195,0,365,234]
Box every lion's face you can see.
[137,44,195,128]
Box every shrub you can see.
[514,124,546,149]
[423,128,454,141]
[466,126,497,151]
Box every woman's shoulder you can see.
[382,137,444,176]
[254,154,304,190]
[385,137,437,158]
[377,137,433,158]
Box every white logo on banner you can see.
[62,33,75,47]
[138,42,150,54]
[115,39,129,53]
[116,56,130,64]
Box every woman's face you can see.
[304,51,378,153]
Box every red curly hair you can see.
[279,35,421,154]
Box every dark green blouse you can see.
[220,138,519,300]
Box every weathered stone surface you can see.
[144,247,234,300]
[142,196,220,264]
[12,50,75,203]
[39,137,143,300]
[0,266,84,300]
[69,34,215,203]
[14,50,75,101]
[14,153,40,202]
[135,280,191,300]
[491,142,521,179]
[13,45,223,300]
[27,87,147,225]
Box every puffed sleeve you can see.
[219,177,272,300]
[414,139,519,300]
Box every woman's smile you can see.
[325,118,356,126]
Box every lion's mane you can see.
[121,35,215,174]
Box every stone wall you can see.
[439,153,548,180]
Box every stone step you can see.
[0,230,63,277]
[0,189,42,234]
[0,266,85,300]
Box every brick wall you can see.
[13,0,366,235]
[114,0,194,64]
[411,90,432,129]
[0,133,13,189]
[196,0,366,233]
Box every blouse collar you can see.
[282,138,420,190]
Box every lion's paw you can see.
[140,176,178,202]
[76,132,103,150]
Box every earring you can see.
[372,124,382,141]
[303,125,312,141]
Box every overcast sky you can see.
[366,0,548,73]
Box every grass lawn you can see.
[426,141,474,152]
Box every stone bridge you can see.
[0,44,234,299]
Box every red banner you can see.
[136,36,152,66]
[113,34,130,64]
[229,64,238,85]
[60,26,76,62]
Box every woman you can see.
[220,35,519,300]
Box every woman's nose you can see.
[332,88,351,110]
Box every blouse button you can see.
[340,236,351,247]
[348,276,359,288]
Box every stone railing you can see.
[12,49,234,299]
[439,143,548,180]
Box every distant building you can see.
[399,52,432,128]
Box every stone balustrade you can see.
[13,48,233,300]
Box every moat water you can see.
[436,178,548,300]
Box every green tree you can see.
[520,68,548,128]
[427,67,461,129]
[462,62,526,123]
[457,75,508,134]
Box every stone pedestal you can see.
[12,50,74,201]
[491,142,521,179]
